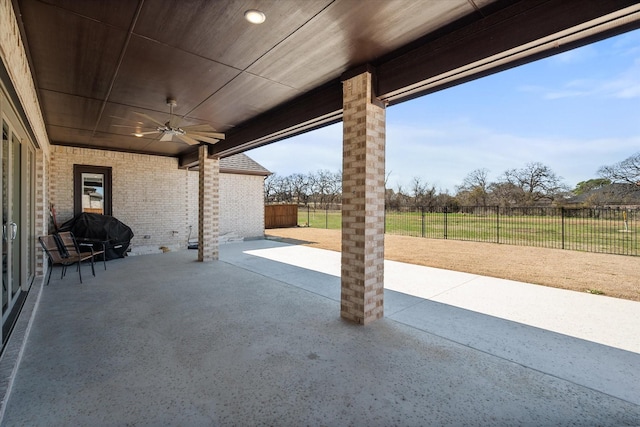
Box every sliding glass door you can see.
[1,111,35,344]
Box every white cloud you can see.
[543,90,589,100]
[535,60,640,100]
[521,30,640,100]
[600,58,640,99]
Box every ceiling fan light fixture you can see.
[244,9,266,24]
[160,126,185,136]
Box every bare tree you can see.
[501,162,567,205]
[289,173,310,205]
[308,169,342,209]
[411,177,436,208]
[488,181,523,207]
[264,173,279,203]
[456,168,491,206]
[598,152,640,187]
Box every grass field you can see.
[297,208,639,256]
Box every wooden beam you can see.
[207,80,343,157]
[377,0,640,103]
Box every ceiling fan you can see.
[123,98,225,145]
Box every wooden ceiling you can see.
[14,0,640,167]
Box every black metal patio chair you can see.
[39,232,98,285]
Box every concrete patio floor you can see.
[1,239,639,426]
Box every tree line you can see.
[264,152,640,209]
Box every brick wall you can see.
[0,0,49,153]
[50,146,265,254]
[220,173,265,238]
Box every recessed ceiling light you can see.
[244,9,266,24]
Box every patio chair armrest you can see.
[78,243,95,255]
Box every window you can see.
[74,165,112,216]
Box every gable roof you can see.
[220,153,270,176]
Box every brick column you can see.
[198,145,219,261]
[341,69,386,325]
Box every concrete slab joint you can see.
[341,69,386,325]
[198,145,220,262]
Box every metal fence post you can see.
[421,206,425,238]
[496,205,500,244]
[561,207,565,250]
[325,206,328,229]
[307,205,310,227]
[444,206,448,239]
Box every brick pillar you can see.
[341,69,386,325]
[198,145,219,261]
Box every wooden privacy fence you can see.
[265,204,298,229]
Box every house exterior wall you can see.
[50,146,265,254]
[219,172,265,239]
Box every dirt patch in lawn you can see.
[265,227,640,302]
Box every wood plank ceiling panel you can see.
[134,0,334,70]
[39,90,103,130]
[35,0,139,29]
[107,35,241,115]
[247,0,476,90]
[188,72,301,128]
[19,0,129,99]
[45,126,95,146]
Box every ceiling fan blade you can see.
[159,133,173,142]
[187,134,220,144]
[109,115,144,124]
[112,124,144,129]
[181,124,215,132]
[176,134,201,146]
[135,130,160,136]
[133,111,166,127]
[188,130,225,140]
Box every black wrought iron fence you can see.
[298,205,639,256]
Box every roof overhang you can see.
[12,0,640,169]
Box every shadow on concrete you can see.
[264,233,316,247]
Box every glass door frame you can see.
[0,90,36,343]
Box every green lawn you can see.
[297,208,639,256]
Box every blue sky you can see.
[246,29,640,194]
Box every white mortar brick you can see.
[49,146,265,253]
